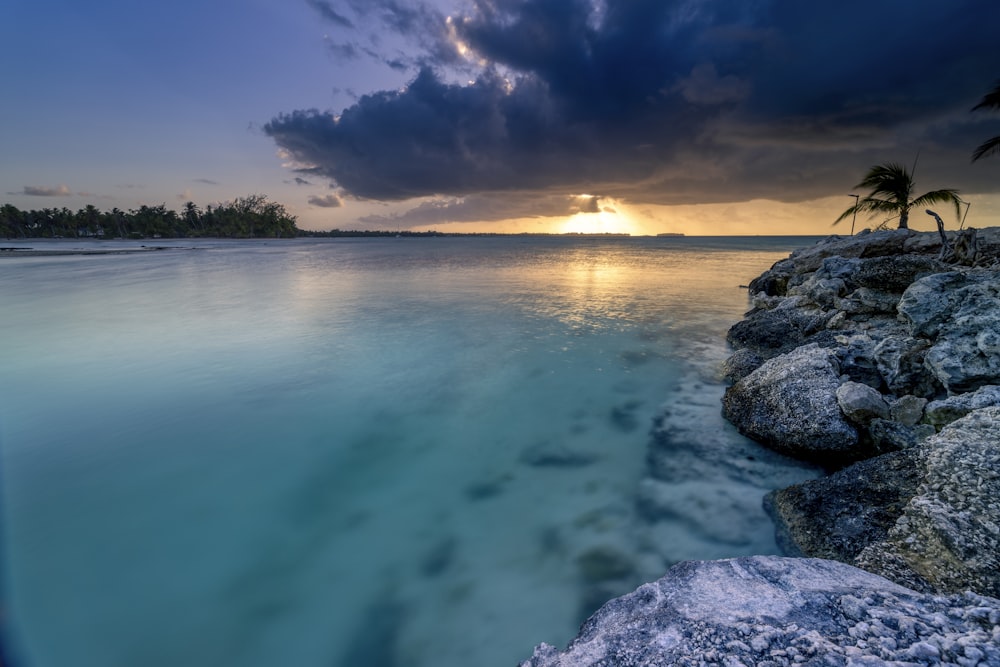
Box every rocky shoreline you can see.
[522,227,1000,666]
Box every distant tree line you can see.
[1,194,298,239]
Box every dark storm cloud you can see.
[308,0,460,69]
[273,0,1000,212]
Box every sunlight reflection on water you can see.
[0,236,819,667]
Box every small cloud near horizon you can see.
[19,184,72,197]
[308,193,343,208]
[193,178,220,185]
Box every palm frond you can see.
[833,196,901,225]
[833,206,856,225]
[972,135,1000,162]
[857,197,903,214]
[853,163,912,204]
[971,81,1000,112]
[910,189,962,220]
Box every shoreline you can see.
[0,246,183,257]
[522,226,1000,665]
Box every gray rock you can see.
[845,286,901,314]
[925,323,1000,395]
[825,309,848,329]
[747,264,792,296]
[781,229,914,273]
[856,407,1000,597]
[873,335,941,397]
[721,347,764,383]
[833,333,886,388]
[519,556,1000,667]
[898,270,997,338]
[867,419,935,452]
[852,254,946,293]
[764,448,923,560]
[924,384,1000,427]
[723,345,860,464]
[725,297,832,355]
[836,381,889,425]
[788,275,846,308]
[764,406,1000,598]
[818,255,863,281]
[889,394,928,426]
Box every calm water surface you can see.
[1,236,818,667]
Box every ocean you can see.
[1,236,821,667]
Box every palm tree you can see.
[971,80,1000,162]
[834,162,962,230]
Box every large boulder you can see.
[763,407,1000,598]
[855,407,1000,598]
[764,448,923,561]
[723,344,860,464]
[520,556,1000,667]
[726,297,833,355]
[898,271,980,338]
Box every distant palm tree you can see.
[834,162,962,230]
[971,80,1000,162]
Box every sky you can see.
[3,0,1000,235]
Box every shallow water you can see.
[1,236,818,667]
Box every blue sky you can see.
[4,0,1000,234]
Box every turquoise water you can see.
[1,236,818,667]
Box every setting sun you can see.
[560,196,637,234]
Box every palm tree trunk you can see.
[898,208,909,229]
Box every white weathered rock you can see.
[520,556,1000,667]
[895,270,1000,393]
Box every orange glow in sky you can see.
[560,209,635,235]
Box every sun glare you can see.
[560,205,636,235]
